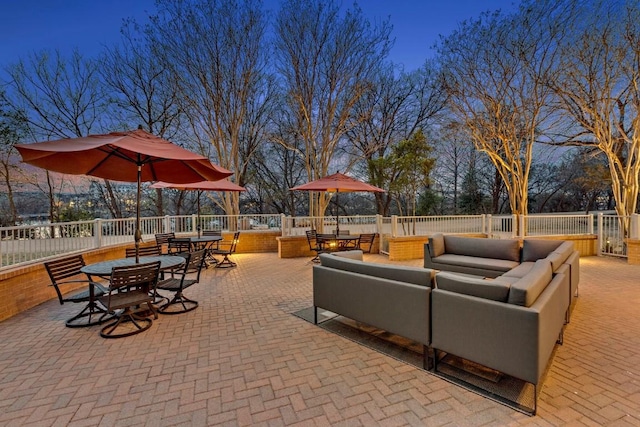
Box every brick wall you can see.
[0,231,280,323]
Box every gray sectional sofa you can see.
[425,234,580,307]
[311,237,580,414]
[312,251,435,369]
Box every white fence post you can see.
[597,213,603,256]
[391,215,398,238]
[630,214,640,239]
[163,215,171,233]
[376,214,383,236]
[190,214,196,234]
[94,218,103,248]
[588,214,594,235]
[485,214,491,235]
[280,214,287,236]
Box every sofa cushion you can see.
[319,254,434,287]
[435,272,511,302]
[434,254,520,272]
[502,261,535,278]
[429,234,445,257]
[507,259,553,307]
[522,239,563,262]
[444,235,520,261]
[546,241,575,271]
[492,275,520,286]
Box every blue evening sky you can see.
[0,0,518,72]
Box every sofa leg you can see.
[423,346,435,371]
[557,328,564,345]
[313,306,318,324]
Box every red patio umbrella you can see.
[290,172,384,234]
[150,180,246,237]
[16,129,233,261]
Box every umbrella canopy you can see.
[16,129,233,261]
[290,172,384,233]
[150,180,246,237]
[15,129,231,183]
[290,172,385,193]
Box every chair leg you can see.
[100,308,153,338]
[214,254,237,268]
[158,291,198,315]
[65,301,114,328]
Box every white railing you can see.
[0,214,283,268]
[598,214,628,257]
[392,215,485,237]
[0,212,604,269]
[523,214,593,236]
[281,215,380,236]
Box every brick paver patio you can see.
[0,254,639,426]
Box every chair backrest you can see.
[44,254,87,304]
[202,230,221,237]
[179,249,207,283]
[125,245,160,258]
[335,229,350,235]
[108,261,161,294]
[168,237,192,254]
[229,231,240,252]
[358,233,377,253]
[155,232,175,253]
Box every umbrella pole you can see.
[335,191,340,235]
[197,190,201,238]
[135,164,142,263]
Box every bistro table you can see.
[81,255,187,312]
[317,234,360,252]
[188,235,223,267]
[80,255,186,278]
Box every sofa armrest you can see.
[431,272,568,384]
[313,266,431,345]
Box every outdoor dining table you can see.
[317,234,360,252]
[188,235,222,250]
[188,235,223,267]
[80,255,186,278]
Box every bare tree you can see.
[147,0,275,217]
[3,49,113,221]
[273,0,392,217]
[346,60,447,215]
[101,21,185,216]
[437,4,565,231]
[546,0,640,221]
[0,95,27,225]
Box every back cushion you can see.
[429,234,445,257]
[522,239,563,262]
[507,259,553,307]
[436,272,511,302]
[319,254,434,287]
[444,235,520,261]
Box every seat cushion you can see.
[502,262,535,278]
[434,254,520,272]
[435,272,511,302]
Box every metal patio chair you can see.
[44,254,111,328]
